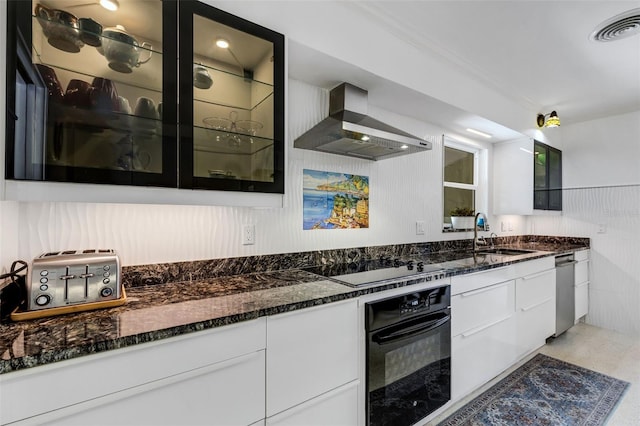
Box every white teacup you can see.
[134,97,158,119]
[117,96,131,114]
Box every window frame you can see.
[443,137,480,231]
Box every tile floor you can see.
[427,322,640,425]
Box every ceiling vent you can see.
[590,8,640,42]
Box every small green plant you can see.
[450,207,475,217]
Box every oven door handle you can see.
[372,313,450,345]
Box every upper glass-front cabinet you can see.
[179,1,284,192]
[6,0,284,194]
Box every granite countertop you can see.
[0,242,588,375]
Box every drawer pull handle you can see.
[461,314,513,338]
[521,297,553,312]
[521,270,553,280]
[460,281,510,297]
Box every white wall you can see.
[1,79,492,268]
[529,111,640,336]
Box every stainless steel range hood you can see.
[294,83,432,160]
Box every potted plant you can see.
[450,207,475,230]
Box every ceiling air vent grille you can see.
[590,8,640,42]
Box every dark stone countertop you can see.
[0,242,589,375]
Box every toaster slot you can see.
[79,265,95,299]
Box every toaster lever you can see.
[80,270,95,299]
[59,274,76,280]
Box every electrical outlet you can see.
[416,220,425,235]
[597,224,607,234]
[501,221,506,232]
[242,224,255,245]
[508,222,513,231]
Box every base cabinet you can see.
[44,350,266,426]
[266,299,359,420]
[515,268,556,358]
[575,250,590,321]
[0,319,266,426]
[451,278,517,400]
[266,380,359,426]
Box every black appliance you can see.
[366,285,451,426]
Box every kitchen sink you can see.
[476,248,535,256]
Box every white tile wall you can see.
[530,185,640,337]
[1,79,456,268]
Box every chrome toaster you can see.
[27,250,121,311]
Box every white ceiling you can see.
[290,1,640,142]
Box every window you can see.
[443,140,479,230]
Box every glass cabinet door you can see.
[178,1,284,193]
[7,0,177,187]
[533,140,562,211]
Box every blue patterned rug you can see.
[439,354,629,425]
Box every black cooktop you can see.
[304,256,445,287]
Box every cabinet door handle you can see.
[461,314,513,338]
[521,270,553,280]
[460,280,510,298]
[521,297,553,312]
[575,281,589,288]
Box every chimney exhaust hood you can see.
[293,83,432,160]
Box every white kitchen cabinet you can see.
[0,319,266,426]
[515,267,556,358]
[42,350,265,426]
[493,136,563,215]
[266,380,359,426]
[575,250,590,321]
[266,299,359,419]
[451,277,516,400]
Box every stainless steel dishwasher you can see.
[554,254,576,336]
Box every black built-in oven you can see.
[366,285,451,426]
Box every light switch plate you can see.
[416,221,425,235]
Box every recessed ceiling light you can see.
[215,38,230,49]
[466,128,492,138]
[99,0,119,11]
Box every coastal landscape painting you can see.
[303,169,369,230]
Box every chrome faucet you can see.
[473,212,489,252]
[490,232,498,248]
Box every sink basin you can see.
[476,248,535,256]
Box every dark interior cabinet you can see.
[533,140,562,211]
[5,0,284,194]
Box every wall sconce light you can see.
[536,111,561,128]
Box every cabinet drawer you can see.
[574,249,590,262]
[452,314,516,400]
[516,269,555,310]
[513,257,554,278]
[266,380,359,426]
[452,280,515,337]
[575,282,589,320]
[0,318,266,424]
[266,300,359,417]
[451,266,515,295]
[575,260,589,285]
[41,350,266,426]
[516,297,555,358]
